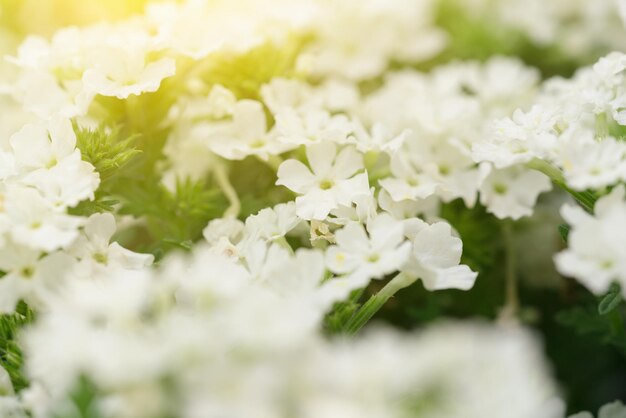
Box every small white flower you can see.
[378,189,439,220]
[379,154,438,202]
[556,135,626,191]
[474,106,560,169]
[0,241,74,313]
[244,202,302,242]
[2,186,83,252]
[403,219,477,291]
[67,213,154,274]
[202,218,246,258]
[326,214,411,282]
[82,47,175,99]
[274,108,358,147]
[479,166,552,220]
[555,185,626,296]
[204,99,295,160]
[203,218,245,245]
[9,118,76,173]
[9,119,100,207]
[329,190,378,226]
[276,142,369,220]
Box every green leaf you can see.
[116,177,226,255]
[0,302,34,392]
[75,123,141,184]
[558,224,570,243]
[68,196,119,217]
[599,283,622,316]
[557,305,626,354]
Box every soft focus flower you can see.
[276,142,369,220]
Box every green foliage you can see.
[116,177,226,257]
[557,304,626,355]
[598,283,622,316]
[324,289,364,335]
[53,376,103,418]
[440,200,500,272]
[72,124,142,217]
[434,0,526,60]
[0,302,34,392]
[75,124,141,184]
[69,196,119,217]
[431,0,583,77]
[198,37,309,100]
[558,224,570,243]
[231,157,294,219]
[73,120,227,256]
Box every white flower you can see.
[67,213,154,275]
[82,47,175,99]
[302,0,446,80]
[378,189,439,220]
[403,219,477,291]
[326,214,411,282]
[274,108,358,147]
[202,218,246,258]
[244,202,302,242]
[379,153,438,202]
[203,218,245,246]
[276,142,369,220]
[10,68,93,119]
[0,241,73,312]
[205,84,237,119]
[203,99,295,160]
[342,120,410,154]
[473,105,560,169]
[479,166,552,220]
[9,119,100,207]
[9,119,76,173]
[555,185,626,296]
[259,246,352,320]
[329,190,378,226]
[146,1,267,60]
[260,78,318,115]
[2,186,83,252]
[556,135,626,191]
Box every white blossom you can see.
[326,213,411,282]
[555,186,626,296]
[479,166,552,220]
[276,142,369,220]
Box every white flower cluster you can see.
[4,238,561,418]
[473,51,626,296]
[475,52,626,191]
[166,56,553,222]
[0,0,624,416]
[0,116,153,312]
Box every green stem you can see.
[343,272,416,336]
[526,158,597,213]
[213,163,240,218]
[499,221,519,323]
